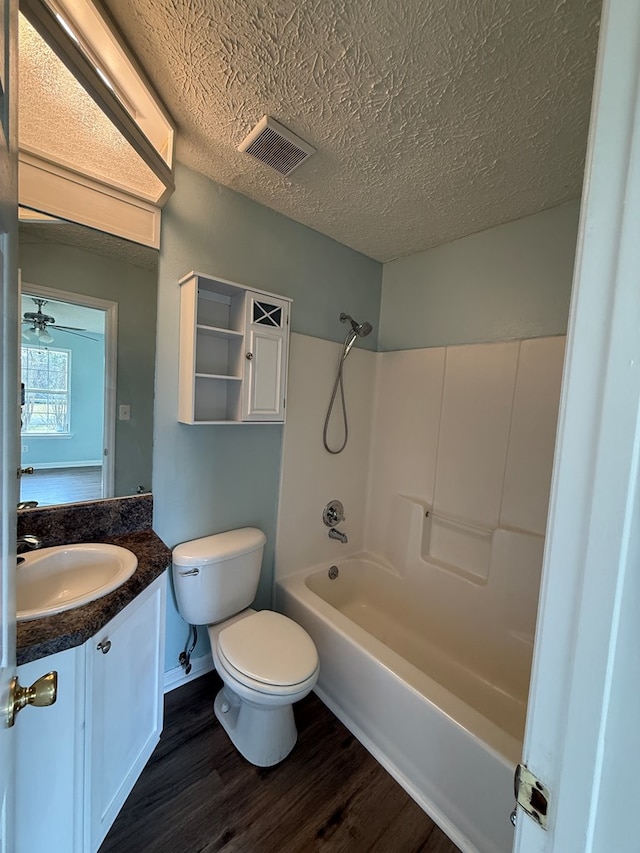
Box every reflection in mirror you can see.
[20,286,114,505]
[18,215,158,508]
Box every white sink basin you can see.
[17,543,138,622]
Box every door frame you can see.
[0,0,18,850]
[514,1,640,850]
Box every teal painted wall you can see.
[18,239,157,496]
[379,201,580,350]
[155,163,382,670]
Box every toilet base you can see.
[214,686,298,767]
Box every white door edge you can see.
[515,1,640,851]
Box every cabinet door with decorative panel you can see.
[242,293,289,421]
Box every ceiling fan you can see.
[22,298,97,344]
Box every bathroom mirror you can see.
[18,216,158,507]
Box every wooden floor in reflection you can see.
[20,465,102,506]
[100,672,462,853]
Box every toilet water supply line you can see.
[179,624,198,675]
[322,313,373,454]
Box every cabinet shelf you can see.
[190,419,243,425]
[196,324,244,339]
[195,372,242,381]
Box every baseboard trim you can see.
[163,654,214,694]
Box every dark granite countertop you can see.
[16,495,172,666]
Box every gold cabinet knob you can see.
[7,671,57,728]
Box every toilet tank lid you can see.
[172,527,266,567]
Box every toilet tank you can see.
[172,527,266,626]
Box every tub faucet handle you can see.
[323,500,345,528]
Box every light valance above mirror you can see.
[18,0,175,248]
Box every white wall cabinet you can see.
[178,271,291,424]
[15,573,166,853]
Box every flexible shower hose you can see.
[323,356,349,454]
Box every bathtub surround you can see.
[277,334,565,585]
[369,336,566,562]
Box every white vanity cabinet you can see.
[15,573,166,853]
[85,573,166,851]
[15,644,85,853]
[178,271,291,424]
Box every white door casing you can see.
[0,1,19,850]
[514,1,640,851]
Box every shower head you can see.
[340,313,373,338]
[339,312,373,360]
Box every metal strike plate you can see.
[514,763,550,830]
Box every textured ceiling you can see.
[102,0,601,262]
[19,220,158,270]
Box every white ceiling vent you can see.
[238,116,316,176]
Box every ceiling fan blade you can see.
[50,327,99,341]
[51,324,88,331]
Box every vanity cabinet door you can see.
[85,573,166,852]
[15,646,85,853]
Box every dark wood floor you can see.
[20,465,102,505]
[100,672,461,853]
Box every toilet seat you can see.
[215,647,319,698]
[216,610,319,695]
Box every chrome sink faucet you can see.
[17,501,38,510]
[17,534,42,554]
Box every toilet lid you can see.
[217,610,318,687]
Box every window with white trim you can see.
[21,346,71,435]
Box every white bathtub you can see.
[276,555,524,853]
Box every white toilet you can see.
[172,527,319,767]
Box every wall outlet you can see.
[119,404,131,421]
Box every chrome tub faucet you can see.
[328,528,348,544]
